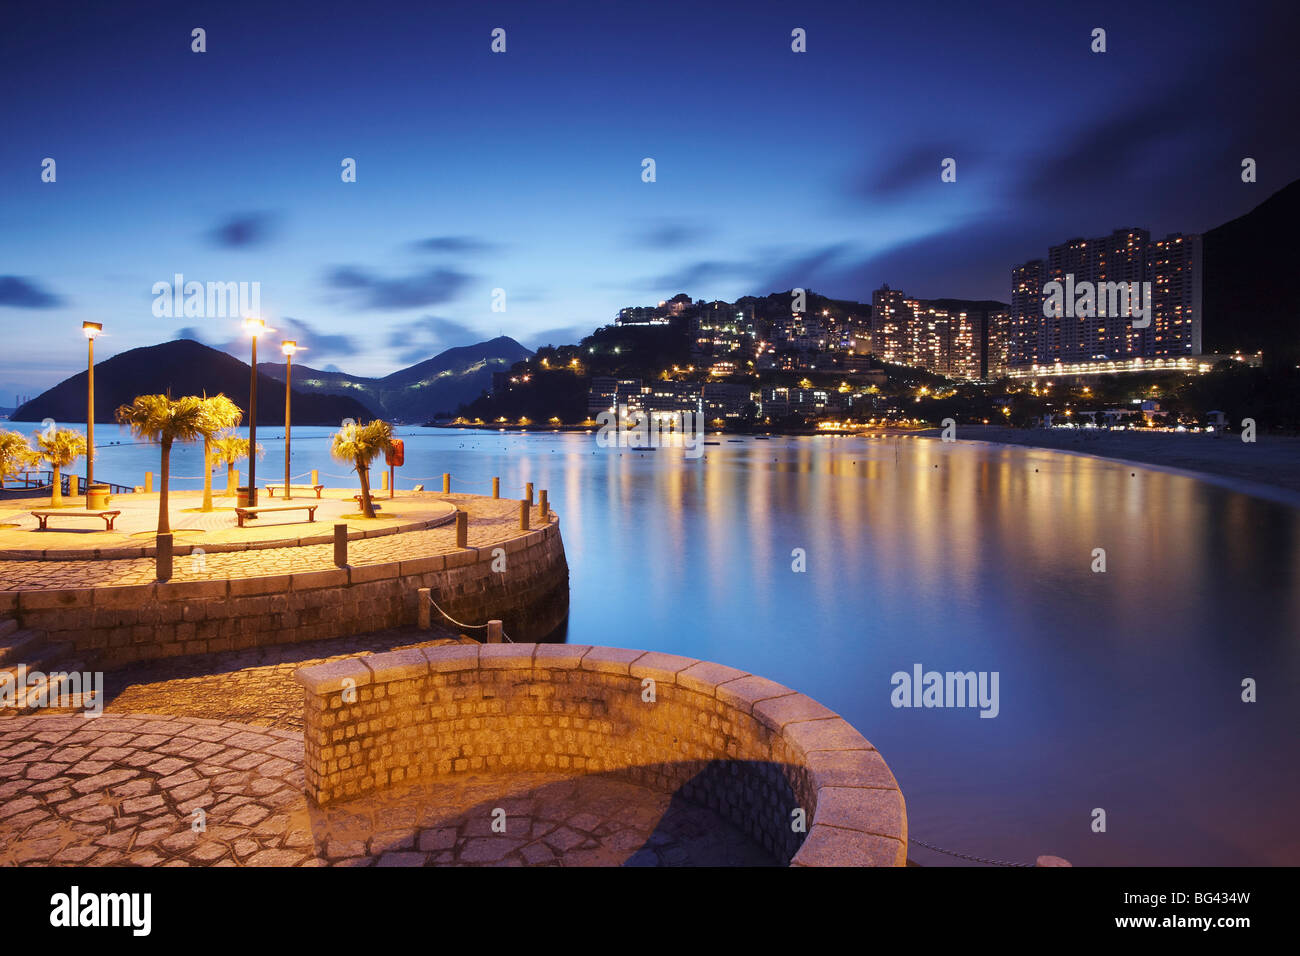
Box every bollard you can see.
[519,499,529,530]
[492,476,499,499]
[455,510,468,548]
[486,620,503,644]
[381,471,389,491]
[1035,855,1071,867]
[145,471,153,493]
[333,522,348,567]
[156,533,173,583]
[69,475,79,498]
[525,481,533,506]
[418,587,431,630]
[311,469,319,487]
[539,489,549,520]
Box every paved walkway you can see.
[0,488,455,554]
[0,493,540,590]
[0,714,773,866]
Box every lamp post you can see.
[244,318,269,509]
[280,341,300,500]
[82,322,102,505]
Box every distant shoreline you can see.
[918,425,1300,508]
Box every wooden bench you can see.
[234,504,318,528]
[265,484,326,498]
[352,495,382,511]
[31,510,121,531]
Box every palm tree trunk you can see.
[226,462,237,496]
[202,440,213,511]
[51,463,62,507]
[158,440,172,534]
[358,463,375,518]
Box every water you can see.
[19,422,1300,866]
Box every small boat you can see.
[704,441,721,446]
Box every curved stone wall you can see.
[294,643,907,866]
[6,522,569,668]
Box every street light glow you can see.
[82,321,102,339]
[281,340,299,356]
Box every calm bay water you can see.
[35,422,1300,866]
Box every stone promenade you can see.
[0,713,773,866]
[0,492,534,591]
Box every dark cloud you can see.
[269,316,359,361]
[629,220,712,250]
[411,236,496,254]
[644,259,755,292]
[0,276,62,308]
[327,266,472,310]
[181,316,359,364]
[386,315,485,364]
[851,145,984,201]
[210,213,276,248]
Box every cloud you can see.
[386,315,485,364]
[209,212,276,248]
[411,236,496,254]
[627,220,712,250]
[643,259,756,293]
[327,265,472,310]
[850,145,984,201]
[179,316,359,364]
[0,276,62,308]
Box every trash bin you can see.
[236,486,252,508]
[87,484,111,510]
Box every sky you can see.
[2,0,1298,397]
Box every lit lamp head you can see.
[244,317,269,337]
[281,340,299,357]
[82,321,103,339]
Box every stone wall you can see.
[294,643,908,867]
[4,522,569,669]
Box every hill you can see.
[11,339,372,426]
[1202,179,1300,364]
[259,335,532,422]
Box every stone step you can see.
[0,618,17,640]
[0,628,44,666]
[0,638,76,677]
[5,659,100,714]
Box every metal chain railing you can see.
[908,837,1033,867]
[427,593,513,643]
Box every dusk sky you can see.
[3,0,1297,397]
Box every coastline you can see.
[916,425,1300,509]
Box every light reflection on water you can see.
[64,424,1300,865]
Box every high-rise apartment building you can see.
[1010,228,1203,372]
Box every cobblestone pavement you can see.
[12,626,472,728]
[0,714,774,866]
[0,494,541,590]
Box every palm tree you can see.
[0,430,38,488]
[115,394,206,534]
[330,419,393,519]
[211,434,261,496]
[196,395,243,511]
[35,429,87,507]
